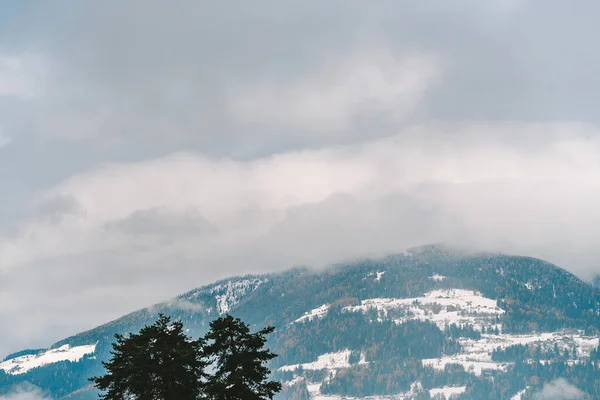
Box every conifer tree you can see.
[90,314,208,400]
[202,314,282,400]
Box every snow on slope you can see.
[429,386,466,398]
[430,274,446,282]
[364,271,387,282]
[305,380,466,400]
[423,355,508,376]
[344,289,505,331]
[279,350,352,372]
[0,344,96,375]
[461,331,599,358]
[511,387,529,400]
[295,304,330,323]
[208,278,264,314]
[284,287,600,398]
[422,330,598,377]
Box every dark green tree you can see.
[276,381,310,400]
[90,314,208,400]
[202,315,282,400]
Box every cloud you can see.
[0,53,44,100]
[228,50,440,134]
[2,123,600,354]
[0,394,46,400]
[31,194,82,222]
[0,385,49,400]
[0,129,9,149]
[4,0,600,156]
[2,0,600,359]
[105,207,217,239]
[0,393,47,400]
[533,379,588,400]
[161,299,205,313]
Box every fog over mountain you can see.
[1,0,600,358]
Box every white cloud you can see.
[228,49,440,133]
[3,122,600,274]
[0,386,49,400]
[3,0,600,360]
[0,53,45,100]
[0,394,47,400]
[164,299,205,313]
[533,379,588,400]
[2,122,600,354]
[0,127,10,149]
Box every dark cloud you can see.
[104,207,217,239]
[32,195,81,222]
[3,0,599,157]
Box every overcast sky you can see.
[1,0,600,356]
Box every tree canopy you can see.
[90,314,280,400]
[90,314,207,400]
[203,315,282,400]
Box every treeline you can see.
[272,312,461,367]
[319,343,600,399]
[320,359,470,397]
[492,343,580,363]
[464,357,600,399]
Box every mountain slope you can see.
[1,245,599,400]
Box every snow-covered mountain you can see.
[1,344,96,375]
[1,245,599,400]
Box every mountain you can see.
[593,274,600,289]
[1,245,600,400]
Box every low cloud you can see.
[2,124,600,355]
[533,379,588,400]
[0,393,47,400]
[165,299,205,313]
[0,385,49,400]
[2,0,600,360]
[145,298,206,315]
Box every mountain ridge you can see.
[44,245,595,353]
[2,245,599,399]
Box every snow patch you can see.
[208,279,264,314]
[429,386,467,398]
[294,304,330,323]
[0,344,96,375]
[423,331,598,378]
[430,274,446,282]
[344,289,504,331]
[511,387,529,400]
[279,350,351,372]
[461,331,599,360]
[423,356,508,376]
[376,271,386,281]
[284,375,306,387]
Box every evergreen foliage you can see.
[90,314,208,400]
[203,315,282,400]
[275,381,311,400]
[89,314,281,400]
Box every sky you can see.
[1,0,600,356]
